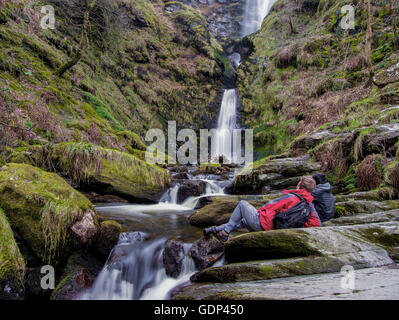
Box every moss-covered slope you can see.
[237,0,399,158]
[0,0,224,155]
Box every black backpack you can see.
[273,193,312,229]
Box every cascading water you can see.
[241,0,277,37]
[211,89,239,163]
[81,0,277,301]
[80,176,228,300]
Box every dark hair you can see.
[312,173,327,185]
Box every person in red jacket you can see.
[204,176,322,242]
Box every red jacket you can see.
[258,189,322,231]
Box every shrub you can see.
[355,155,385,191]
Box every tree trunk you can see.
[55,0,97,77]
[365,0,372,81]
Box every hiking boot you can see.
[215,230,229,243]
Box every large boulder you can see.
[0,163,99,265]
[223,222,399,263]
[172,266,399,300]
[176,180,207,204]
[0,208,25,300]
[11,143,171,203]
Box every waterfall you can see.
[241,0,277,37]
[211,89,239,163]
[79,237,196,300]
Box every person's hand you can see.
[297,181,301,189]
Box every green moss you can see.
[0,163,95,265]
[0,208,25,287]
[224,230,321,263]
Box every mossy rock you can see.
[50,252,103,300]
[0,163,98,265]
[11,143,171,203]
[93,220,122,260]
[223,222,399,263]
[0,208,25,300]
[324,210,399,227]
[334,200,399,217]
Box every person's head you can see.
[297,176,316,193]
[312,172,328,185]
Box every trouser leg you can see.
[216,200,262,234]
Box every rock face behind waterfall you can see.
[231,155,321,194]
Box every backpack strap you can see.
[290,192,309,204]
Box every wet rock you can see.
[177,180,207,204]
[107,232,145,268]
[189,236,224,271]
[71,210,98,244]
[82,192,130,204]
[163,240,186,278]
[50,252,103,300]
[25,267,51,300]
[172,266,399,300]
[192,164,222,176]
[172,172,189,180]
[93,220,123,260]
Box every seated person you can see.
[311,173,335,222]
[204,176,322,242]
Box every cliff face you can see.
[0,0,225,155]
[167,0,246,40]
[237,0,399,159]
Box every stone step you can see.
[191,248,393,283]
[335,200,399,217]
[324,210,399,226]
[172,265,399,300]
